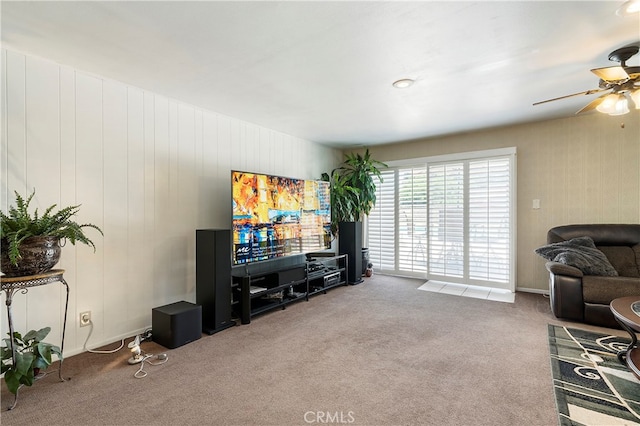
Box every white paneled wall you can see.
[0,49,340,356]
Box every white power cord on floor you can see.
[82,319,125,354]
[82,319,167,378]
[133,352,169,379]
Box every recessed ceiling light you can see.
[392,79,415,89]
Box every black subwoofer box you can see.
[152,301,202,349]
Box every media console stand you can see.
[232,253,348,324]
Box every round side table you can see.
[610,296,640,379]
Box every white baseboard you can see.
[516,286,549,295]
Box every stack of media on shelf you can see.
[306,254,343,295]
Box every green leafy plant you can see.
[0,189,103,266]
[321,149,387,235]
[0,327,62,394]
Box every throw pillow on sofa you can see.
[535,236,618,277]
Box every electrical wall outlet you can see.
[79,311,91,327]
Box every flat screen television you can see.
[231,170,331,265]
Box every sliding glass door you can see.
[365,148,515,291]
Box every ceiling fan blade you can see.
[575,93,609,114]
[625,65,640,80]
[591,66,629,83]
[533,88,605,106]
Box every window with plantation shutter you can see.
[366,148,515,291]
[367,170,395,271]
[398,167,428,273]
[468,157,511,284]
[428,163,464,278]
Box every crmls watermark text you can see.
[304,411,356,424]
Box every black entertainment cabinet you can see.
[232,253,348,324]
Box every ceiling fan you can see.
[533,45,640,115]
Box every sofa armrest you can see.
[547,265,585,322]
[545,261,583,278]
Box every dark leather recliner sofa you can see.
[545,224,640,328]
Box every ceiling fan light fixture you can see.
[392,78,414,89]
[610,98,630,115]
[535,45,639,114]
[595,93,618,113]
[596,93,629,115]
[616,0,640,15]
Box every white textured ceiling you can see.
[2,1,639,147]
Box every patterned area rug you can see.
[548,325,640,425]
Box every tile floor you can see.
[417,280,515,303]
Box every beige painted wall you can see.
[365,112,640,293]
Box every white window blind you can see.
[428,163,464,278]
[367,170,396,271]
[398,167,428,272]
[468,158,511,283]
[366,149,515,290]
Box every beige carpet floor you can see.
[0,274,621,425]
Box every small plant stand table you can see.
[1,269,69,410]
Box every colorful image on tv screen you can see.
[232,171,331,264]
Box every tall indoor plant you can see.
[322,149,386,283]
[0,189,103,276]
[321,149,387,230]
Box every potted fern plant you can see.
[322,149,386,283]
[0,189,103,277]
[0,327,62,395]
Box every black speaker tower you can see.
[196,229,236,334]
[338,221,363,284]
